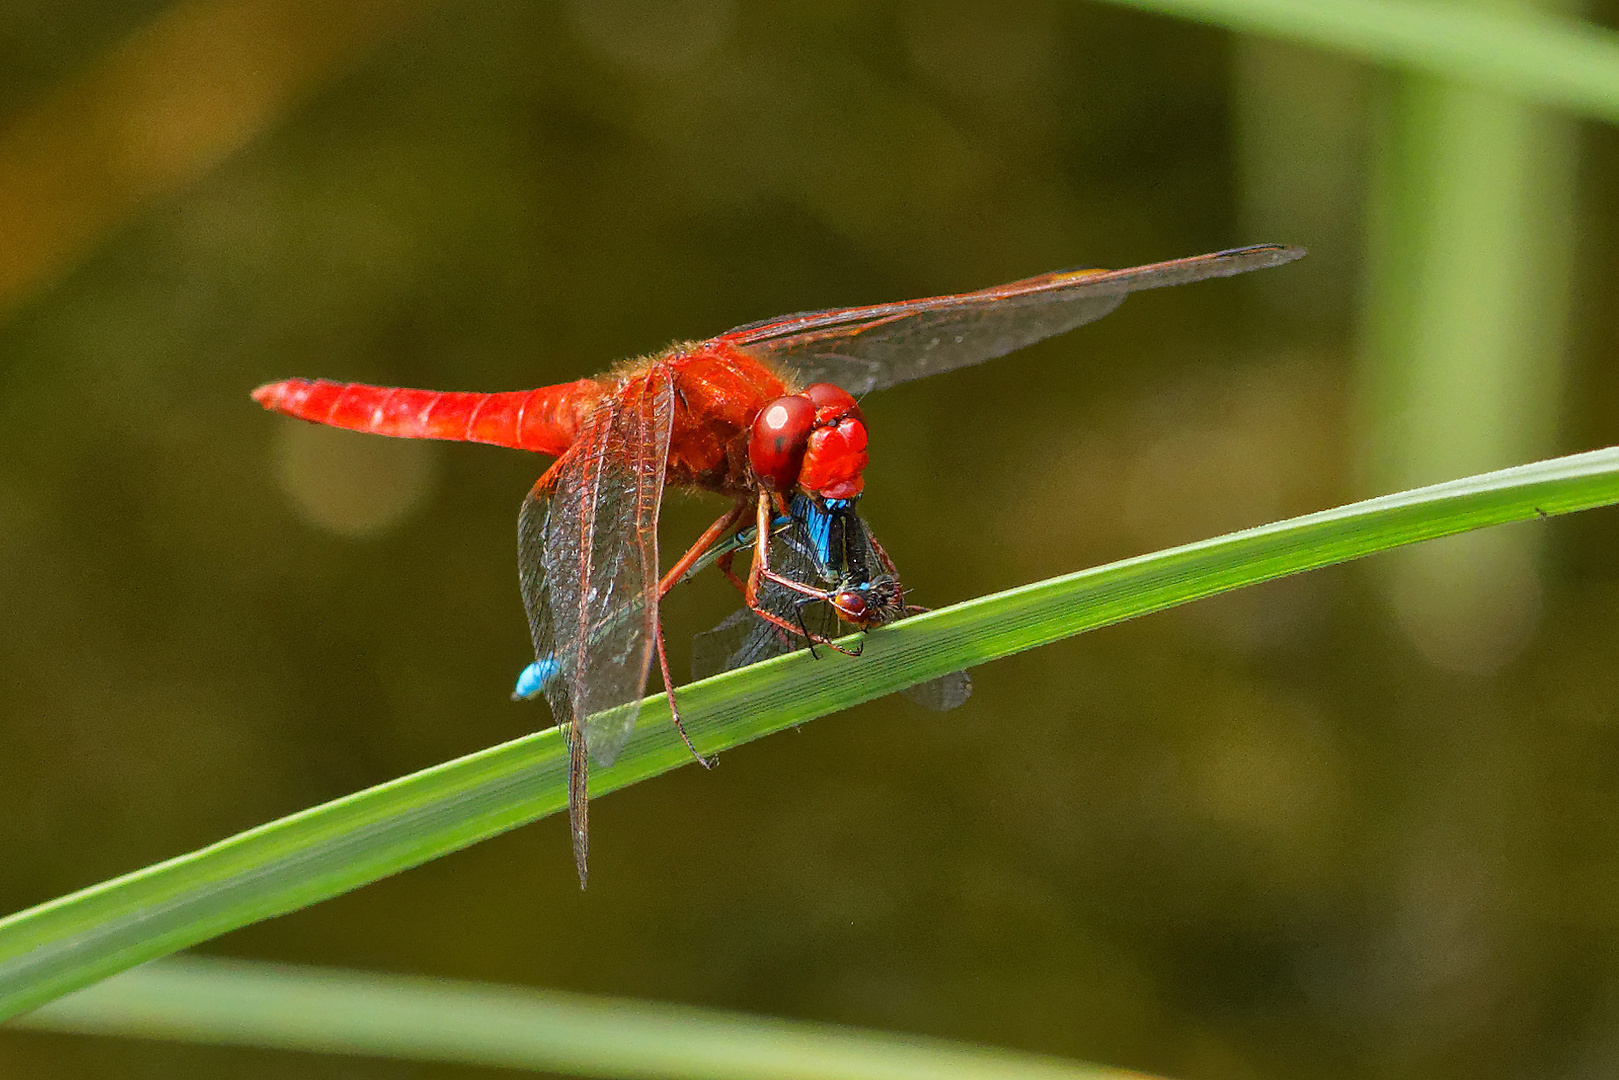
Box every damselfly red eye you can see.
[833,590,871,625]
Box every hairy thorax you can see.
[623,343,794,497]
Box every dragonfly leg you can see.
[743,489,851,651]
[754,561,860,650]
[655,615,716,769]
[791,594,864,658]
[743,587,827,644]
[792,596,821,661]
[658,500,749,598]
[746,492,833,602]
[743,489,773,606]
[645,504,738,769]
[715,551,748,594]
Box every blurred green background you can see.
[4,0,1619,1077]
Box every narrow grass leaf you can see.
[2,447,1617,1020]
[14,955,1157,1080]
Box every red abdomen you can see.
[252,378,603,457]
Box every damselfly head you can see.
[832,574,904,628]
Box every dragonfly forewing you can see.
[517,372,675,886]
[723,245,1304,395]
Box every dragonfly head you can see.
[748,382,867,500]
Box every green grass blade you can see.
[3,447,1619,1020]
[1094,0,1619,127]
[12,955,1150,1080]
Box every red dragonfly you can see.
[253,243,1304,886]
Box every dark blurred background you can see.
[4,1,1619,1077]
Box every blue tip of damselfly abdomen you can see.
[513,656,560,700]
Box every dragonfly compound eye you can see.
[802,382,864,426]
[748,394,817,491]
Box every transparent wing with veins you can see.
[518,372,674,882]
[520,373,674,764]
[719,245,1305,395]
[691,514,834,680]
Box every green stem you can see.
[1094,0,1619,126]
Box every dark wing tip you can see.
[1218,243,1307,266]
[1100,243,1307,295]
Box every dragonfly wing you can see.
[901,671,973,712]
[692,519,838,680]
[691,607,753,681]
[516,460,590,883]
[691,600,837,681]
[519,371,676,770]
[692,607,789,681]
[720,245,1305,395]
